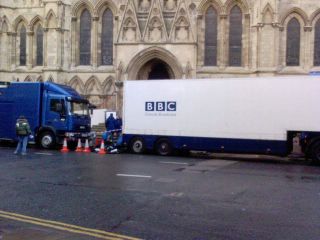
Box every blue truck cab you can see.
[0,81,94,148]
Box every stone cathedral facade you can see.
[1,0,320,111]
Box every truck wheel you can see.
[130,137,145,154]
[155,139,172,156]
[310,141,320,164]
[39,132,56,149]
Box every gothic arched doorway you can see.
[137,59,174,80]
[125,46,184,80]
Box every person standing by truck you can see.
[105,113,116,132]
[14,115,31,155]
[115,116,123,130]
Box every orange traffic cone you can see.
[98,140,106,154]
[75,139,83,152]
[83,139,91,153]
[60,138,69,153]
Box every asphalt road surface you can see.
[0,147,319,240]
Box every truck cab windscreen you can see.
[69,101,89,116]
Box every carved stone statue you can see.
[123,19,136,42]
[139,0,151,11]
[149,18,162,42]
[164,0,177,11]
[175,18,189,41]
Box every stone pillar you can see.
[196,14,204,68]
[219,14,227,68]
[0,32,6,71]
[61,29,65,69]
[304,26,312,70]
[43,28,48,67]
[92,16,99,68]
[272,23,279,70]
[278,25,285,69]
[115,81,123,115]
[10,33,17,69]
[56,28,62,68]
[6,33,11,70]
[27,31,33,69]
[244,13,251,69]
[114,15,119,70]
[254,24,261,70]
[71,17,77,68]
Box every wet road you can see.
[0,147,320,239]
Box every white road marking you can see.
[116,174,152,178]
[159,161,189,165]
[34,152,54,156]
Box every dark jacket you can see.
[115,117,122,130]
[105,114,116,131]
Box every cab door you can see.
[45,95,68,131]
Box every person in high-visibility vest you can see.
[14,115,32,155]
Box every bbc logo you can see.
[145,101,176,111]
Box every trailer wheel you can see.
[310,141,320,164]
[130,137,145,154]
[155,139,172,156]
[38,131,56,149]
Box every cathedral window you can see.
[204,7,218,66]
[286,18,300,66]
[36,26,43,66]
[20,25,27,66]
[314,19,320,66]
[80,9,91,65]
[229,6,242,67]
[101,9,113,65]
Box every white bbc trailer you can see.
[122,76,320,162]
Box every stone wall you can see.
[0,0,320,111]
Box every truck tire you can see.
[310,141,320,164]
[39,131,56,149]
[155,138,172,156]
[130,137,145,154]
